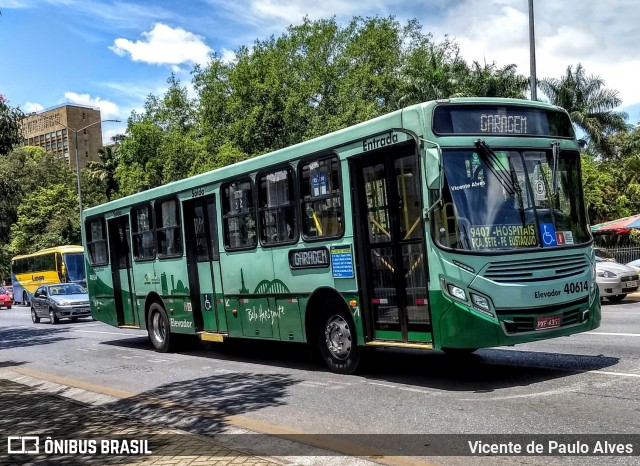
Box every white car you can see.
[626,258,640,272]
[595,257,639,302]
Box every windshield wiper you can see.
[474,140,519,197]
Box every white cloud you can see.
[23,101,44,113]
[63,92,120,120]
[428,0,640,108]
[110,23,212,67]
[220,48,236,63]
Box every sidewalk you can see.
[0,374,284,465]
[0,368,389,466]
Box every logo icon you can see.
[8,436,40,454]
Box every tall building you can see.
[22,104,104,169]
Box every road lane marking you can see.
[70,329,143,337]
[587,332,640,337]
[590,370,640,378]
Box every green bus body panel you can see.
[197,261,215,330]
[88,266,119,326]
[83,98,598,355]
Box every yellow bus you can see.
[11,245,86,306]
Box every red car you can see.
[0,287,12,309]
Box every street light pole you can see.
[528,0,538,101]
[70,119,119,218]
[68,119,120,243]
[27,113,120,242]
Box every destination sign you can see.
[480,114,527,134]
[289,247,330,269]
[468,224,537,249]
[432,105,574,137]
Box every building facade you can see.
[22,104,103,169]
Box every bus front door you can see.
[107,216,137,326]
[183,195,225,333]
[352,146,431,343]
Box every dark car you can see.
[31,283,90,324]
[0,287,12,309]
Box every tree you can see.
[87,145,119,201]
[539,64,629,157]
[0,94,24,156]
[9,184,81,254]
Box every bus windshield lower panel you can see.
[435,148,590,251]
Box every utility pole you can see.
[528,0,537,101]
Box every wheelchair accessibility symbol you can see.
[539,223,558,247]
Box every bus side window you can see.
[222,178,257,250]
[258,167,297,246]
[86,217,109,265]
[156,198,183,258]
[132,205,156,260]
[299,155,343,240]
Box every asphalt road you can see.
[1,296,639,465]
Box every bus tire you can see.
[148,302,174,353]
[316,300,360,374]
[49,308,59,325]
[31,307,40,324]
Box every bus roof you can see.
[11,245,84,261]
[83,97,569,218]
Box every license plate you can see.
[625,281,637,288]
[536,314,561,330]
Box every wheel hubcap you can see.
[325,315,351,360]
[152,313,165,343]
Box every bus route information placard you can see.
[331,245,354,278]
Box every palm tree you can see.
[463,61,529,98]
[539,64,629,157]
[87,144,119,201]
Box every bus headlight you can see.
[471,293,490,312]
[447,284,467,301]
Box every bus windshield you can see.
[63,253,86,283]
[435,145,590,251]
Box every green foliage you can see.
[86,145,119,201]
[9,184,80,254]
[539,64,629,157]
[0,94,24,156]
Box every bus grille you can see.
[483,254,589,283]
[498,297,588,334]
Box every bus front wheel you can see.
[148,303,174,353]
[316,301,361,375]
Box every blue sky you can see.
[1,0,639,143]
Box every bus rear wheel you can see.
[316,301,360,375]
[148,303,174,352]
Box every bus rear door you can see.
[107,216,138,326]
[351,143,431,343]
[183,195,226,333]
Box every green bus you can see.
[83,98,600,373]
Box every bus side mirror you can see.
[425,147,442,189]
